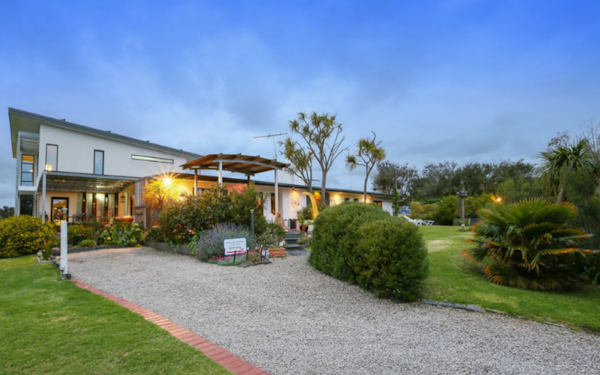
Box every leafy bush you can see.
[297,232,311,246]
[231,185,267,235]
[309,202,390,282]
[78,239,97,248]
[193,223,257,261]
[462,198,597,291]
[68,224,95,246]
[354,218,428,301]
[257,223,286,248]
[411,201,439,221]
[99,220,144,247]
[144,227,165,242]
[0,216,56,258]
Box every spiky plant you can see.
[462,198,596,291]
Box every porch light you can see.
[120,195,125,204]
[162,177,172,187]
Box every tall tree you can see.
[346,132,386,202]
[0,206,14,220]
[287,112,347,200]
[539,138,595,203]
[280,138,313,192]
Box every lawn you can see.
[421,225,600,331]
[0,256,232,375]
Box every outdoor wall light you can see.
[120,195,125,204]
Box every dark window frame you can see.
[94,150,105,175]
[20,154,35,186]
[51,197,69,222]
[46,144,59,171]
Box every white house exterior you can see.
[9,108,393,228]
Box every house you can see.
[9,108,393,228]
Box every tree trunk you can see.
[321,172,327,207]
[556,177,567,203]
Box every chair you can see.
[402,215,423,225]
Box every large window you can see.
[51,197,69,222]
[20,195,33,216]
[94,150,104,175]
[46,144,58,171]
[20,154,34,186]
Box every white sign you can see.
[223,237,247,256]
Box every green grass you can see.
[421,226,600,331]
[0,256,232,375]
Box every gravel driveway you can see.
[69,247,599,375]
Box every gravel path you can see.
[69,248,600,375]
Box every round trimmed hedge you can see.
[309,202,391,282]
[355,218,428,301]
[0,216,56,258]
[309,202,428,302]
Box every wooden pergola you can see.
[181,153,288,215]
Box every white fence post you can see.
[59,221,69,278]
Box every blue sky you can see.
[2,0,600,207]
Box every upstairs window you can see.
[46,144,58,171]
[94,150,104,175]
[20,154,34,186]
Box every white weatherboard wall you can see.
[38,125,191,177]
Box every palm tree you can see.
[538,138,595,203]
[462,198,596,291]
[346,132,386,202]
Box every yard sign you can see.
[223,237,247,256]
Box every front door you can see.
[51,197,69,222]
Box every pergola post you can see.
[194,169,198,196]
[218,161,223,187]
[41,171,46,223]
[274,169,279,216]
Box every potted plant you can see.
[258,223,287,257]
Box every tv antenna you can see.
[254,132,287,160]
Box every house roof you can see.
[181,153,288,176]
[39,171,138,194]
[155,172,393,198]
[8,107,201,160]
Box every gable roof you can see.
[8,107,201,160]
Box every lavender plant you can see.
[192,223,257,261]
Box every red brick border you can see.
[74,280,271,375]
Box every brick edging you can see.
[73,280,271,375]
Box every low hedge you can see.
[309,202,390,282]
[354,218,428,301]
[309,202,428,301]
[0,216,56,258]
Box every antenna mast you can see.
[254,132,287,159]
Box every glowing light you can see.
[163,177,172,187]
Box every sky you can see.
[2,0,600,207]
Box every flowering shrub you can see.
[68,224,95,246]
[257,223,285,248]
[98,219,144,246]
[0,216,56,258]
[79,239,97,248]
[297,232,311,246]
[193,223,257,261]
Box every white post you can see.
[218,161,223,187]
[41,171,47,222]
[60,220,68,276]
[15,132,22,216]
[274,169,279,216]
[194,169,198,196]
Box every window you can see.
[20,195,33,216]
[46,144,58,171]
[20,154,34,186]
[131,154,174,164]
[51,197,69,222]
[94,150,104,175]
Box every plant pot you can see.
[268,247,286,258]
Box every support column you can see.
[41,172,47,223]
[218,162,223,187]
[15,132,22,216]
[193,169,198,196]
[274,169,279,216]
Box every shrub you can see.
[98,220,144,247]
[0,216,56,258]
[144,227,165,242]
[68,224,94,246]
[78,239,97,248]
[257,223,286,248]
[309,202,390,282]
[297,232,311,246]
[354,218,428,301]
[231,185,267,235]
[193,223,257,261]
[462,198,597,291]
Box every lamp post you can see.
[456,187,468,230]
